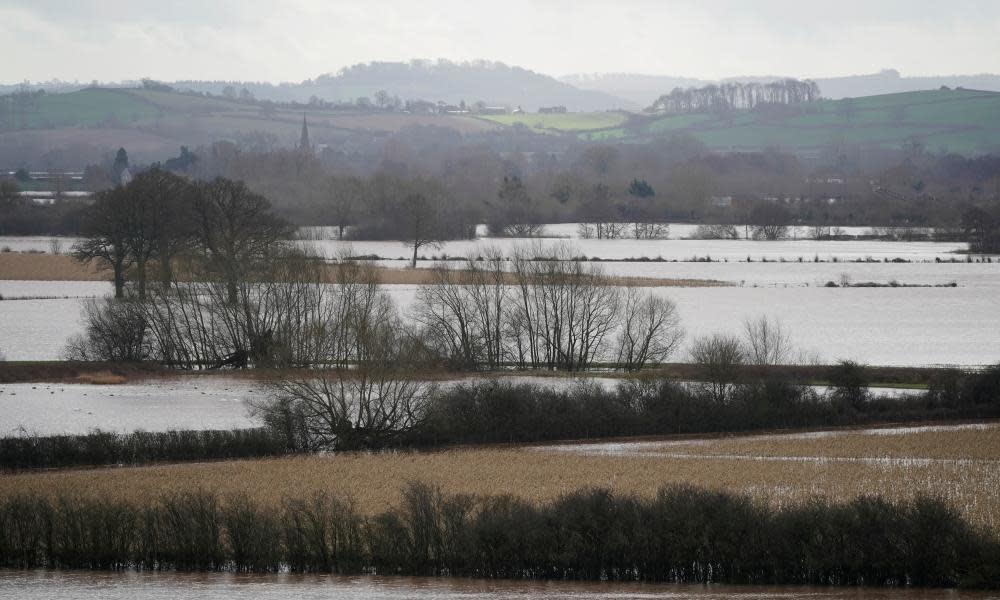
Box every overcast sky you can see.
[4,0,999,84]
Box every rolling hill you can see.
[2,86,998,169]
[486,89,1000,156]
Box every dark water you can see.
[0,571,996,599]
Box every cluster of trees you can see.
[648,79,821,114]
[0,179,87,235]
[1,484,997,587]
[414,247,682,372]
[73,169,291,299]
[963,205,1000,252]
[0,87,45,130]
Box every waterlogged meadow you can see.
[0,378,260,436]
[4,423,999,531]
[2,281,999,365]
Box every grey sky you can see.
[3,0,999,84]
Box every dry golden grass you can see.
[628,424,1000,461]
[0,254,104,281]
[3,424,998,531]
[0,253,727,287]
[73,371,128,385]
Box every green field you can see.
[479,111,627,132]
[16,89,163,128]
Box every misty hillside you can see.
[491,89,1000,157]
[563,69,1000,107]
[171,61,637,112]
[559,73,713,107]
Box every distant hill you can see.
[172,60,637,112]
[813,69,1000,100]
[559,73,710,107]
[489,89,1000,156]
[563,69,1000,106]
[0,87,501,167]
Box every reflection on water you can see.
[1,571,996,600]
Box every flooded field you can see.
[1,571,997,600]
[5,423,998,530]
[0,378,261,436]
[2,281,998,365]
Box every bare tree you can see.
[255,297,432,450]
[689,333,745,403]
[749,202,792,241]
[73,187,133,298]
[693,224,739,240]
[327,176,364,240]
[742,315,792,367]
[615,289,684,371]
[192,178,292,304]
[399,191,444,268]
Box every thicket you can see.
[410,366,1000,447]
[5,366,997,470]
[0,428,291,471]
[0,484,997,587]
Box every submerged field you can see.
[3,423,998,530]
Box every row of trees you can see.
[1,485,994,587]
[648,79,821,114]
[414,247,683,371]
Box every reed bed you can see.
[0,252,725,287]
[2,424,998,532]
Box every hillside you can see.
[563,69,1000,107]
[487,89,1000,156]
[3,87,998,168]
[0,87,499,166]
[171,61,636,112]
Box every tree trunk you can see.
[411,242,418,269]
[136,256,147,300]
[159,249,173,288]
[113,262,125,299]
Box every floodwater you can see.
[302,236,969,263]
[0,378,261,436]
[537,423,1000,466]
[0,571,996,600]
[2,281,999,366]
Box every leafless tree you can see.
[192,178,292,304]
[65,298,151,361]
[399,191,444,268]
[327,176,364,240]
[73,187,133,298]
[255,292,432,450]
[689,333,745,404]
[414,248,510,370]
[749,202,792,241]
[615,289,684,371]
[693,224,739,240]
[742,315,792,367]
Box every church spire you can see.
[299,114,311,151]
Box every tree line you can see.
[1,483,997,587]
[4,364,999,469]
[648,79,821,114]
